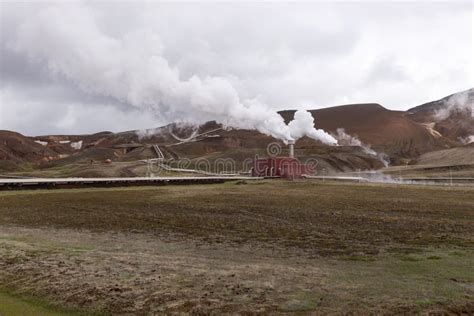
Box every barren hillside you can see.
[1,89,473,175]
[415,145,474,166]
[407,88,474,141]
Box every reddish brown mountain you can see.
[0,130,57,170]
[1,89,472,174]
[280,103,448,160]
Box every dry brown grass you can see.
[1,181,472,255]
[0,181,473,314]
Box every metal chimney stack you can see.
[288,139,295,158]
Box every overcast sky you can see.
[0,1,473,136]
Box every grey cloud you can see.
[365,56,410,84]
[0,1,472,136]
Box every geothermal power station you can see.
[1,2,473,314]
[251,140,316,178]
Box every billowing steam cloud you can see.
[435,89,473,121]
[288,110,337,144]
[10,4,336,145]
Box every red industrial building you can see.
[251,157,314,179]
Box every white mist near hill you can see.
[435,89,474,121]
[333,128,389,166]
[11,4,336,145]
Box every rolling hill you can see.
[1,89,472,176]
[280,103,449,161]
[0,130,57,171]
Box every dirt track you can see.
[0,181,473,314]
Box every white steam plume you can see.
[288,110,337,144]
[435,89,474,121]
[333,128,376,155]
[333,128,389,166]
[11,4,336,145]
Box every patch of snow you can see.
[459,135,474,144]
[70,140,83,150]
[34,140,48,146]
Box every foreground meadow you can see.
[0,181,473,314]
